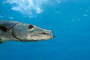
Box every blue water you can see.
[0,0,90,60]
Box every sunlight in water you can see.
[6,0,49,17]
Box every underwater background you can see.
[0,0,90,60]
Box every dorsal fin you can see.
[0,24,10,32]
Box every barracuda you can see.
[0,21,55,44]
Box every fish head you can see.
[13,22,55,41]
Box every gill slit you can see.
[11,22,23,41]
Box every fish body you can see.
[0,21,54,44]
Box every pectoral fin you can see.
[0,41,5,44]
[0,24,10,32]
[0,39,5,44]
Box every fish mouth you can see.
[37,32,52,35]
[34,32,55,38]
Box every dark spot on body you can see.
[0,26,9,32]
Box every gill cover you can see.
[12,22,30,41]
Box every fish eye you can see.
[28,25,34,29]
